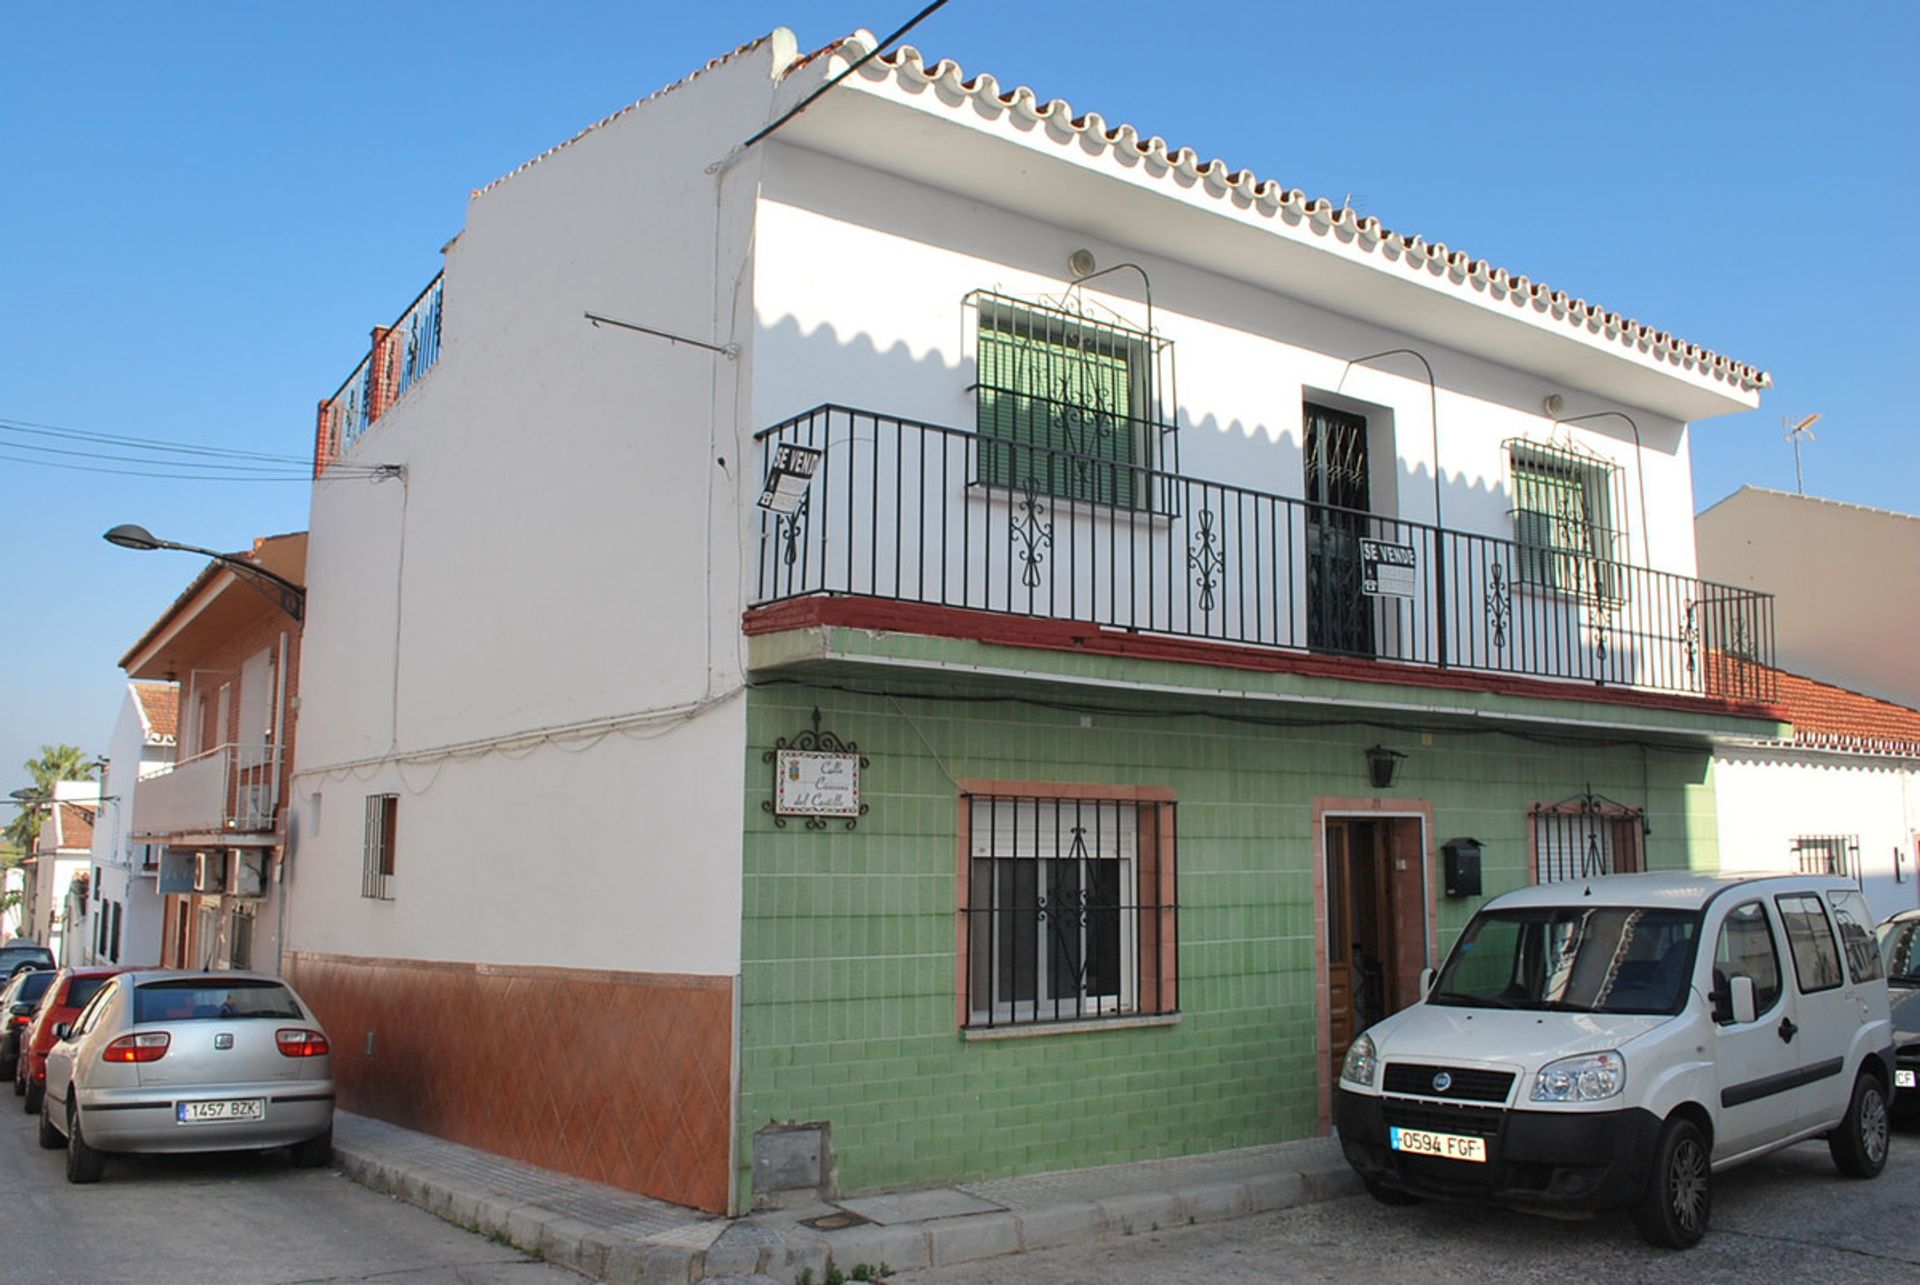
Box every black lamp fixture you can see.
[1365,745,1406,790]
[103,524,305,621]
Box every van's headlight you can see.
[1340,1033,1378,1088]
[1531,1051,1625,1103]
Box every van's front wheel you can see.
[1632,1116,1710,1249]
[1828,1071,1890,1178]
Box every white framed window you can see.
[362,794,398,900]
[963,791,1177,1029]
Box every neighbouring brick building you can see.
[285,28,1785,1216]
[118,533,305,973]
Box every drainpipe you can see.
[274,629,289,977]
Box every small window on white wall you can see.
[362,794,398,900]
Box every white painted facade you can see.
[30,781,100,965]
[75,685,174,967]
[292,30,1764,978]
[1714,748,1920,924]
[1697,487,1920,708]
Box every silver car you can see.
[38,970,334,1183]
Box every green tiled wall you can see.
[738,682,1718,1200]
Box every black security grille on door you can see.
[1304,403,1374,655]
[1792,834,1860,879]
[963,793,1178,1030]
[1531,790,1645,883]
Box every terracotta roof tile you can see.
[54,803,95,850]
[1713,654,1920,756]
[132,681,179,743]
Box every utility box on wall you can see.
[1443,838,1483,898]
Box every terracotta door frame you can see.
[1311,796,1436,1132]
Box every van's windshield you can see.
[1432,906,1701,1015]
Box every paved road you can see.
[899,1121,1920,1284]
[0,1094,579,1284]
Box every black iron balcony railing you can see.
[752,406,1777,703]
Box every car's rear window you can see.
[133,979,303,1023]
[63,976,113,1010]
[17,972,54,1005]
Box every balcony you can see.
[750,406,1777,705]
[314,273,443,476]
[132,743,282,839]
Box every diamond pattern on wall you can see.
[287,952,733,1213]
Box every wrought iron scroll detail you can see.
[1011,483,1053,589]
[1188,508,1225,614]
[761,707,870,831]
[778,494,809,567]
[1681,598,1698,677]
[1486,562,1511,652]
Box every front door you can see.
[1304,404,1373,655]
[1326,816,1425,1078]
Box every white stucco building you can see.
[27,781,101,965]
[287,28,1784,1215]
[72,682,177,968]
[1713,665,1920,923]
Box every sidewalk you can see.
[331,1112,1361,1283]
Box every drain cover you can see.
[800,1210,873,1232]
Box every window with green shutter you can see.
[974,296,1157,509]
[1508,443,1623,600]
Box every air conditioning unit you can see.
[233,851,265,899]
[193,851,226,894]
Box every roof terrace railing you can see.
[314,273,443,476]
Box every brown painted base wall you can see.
[286,952,733,1213]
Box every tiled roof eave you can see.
[801,30,1768,398]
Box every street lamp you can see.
[103,524,305,621]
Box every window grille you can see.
[1531,791,1645,883]
[362,794,398,900]
[109,901,121,964]
[227,907,253,970]
[1506,440,1625,600]
[962,792,1177,1029]
[969,292,1174,511]
[1792,834,1859,879]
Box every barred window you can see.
[1792,834,1857,878]
[973,295,1164,510]
[227,906,253,970]
[1531,793,1645,884]
[962,791,1177,1029]
[1508,443,1623,600]
[362,794,398,900]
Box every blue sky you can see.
[2,1,1914,789]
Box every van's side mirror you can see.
[52,1022,72,1040]
[1729,976,1757,1026]
[1418,967,1436,998]
[7,1001,29,1017]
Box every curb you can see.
[331,1137,1363,1283]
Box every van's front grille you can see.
[1380,1098,1505,1139]
[1382,1063,1516,1104]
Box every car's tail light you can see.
[275,1029,329,1058]
[102,1033,170,1063]
[7,1015,26,1028]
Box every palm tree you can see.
[3,744,97,860]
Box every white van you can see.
[1335,873,1893,1249]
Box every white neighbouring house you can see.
[1712,663,1920,924]
[74,683,178,968]
[26,781,101,965]
[286,27,1785,1216]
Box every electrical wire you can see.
[0,414,392,481]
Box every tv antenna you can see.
[1783,413,1820,495]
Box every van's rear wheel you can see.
[1632,1116,1710,1249]
[1829,1071,1890,1178]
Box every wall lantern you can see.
[757,443,823,515]
[1365,745,1406,790]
